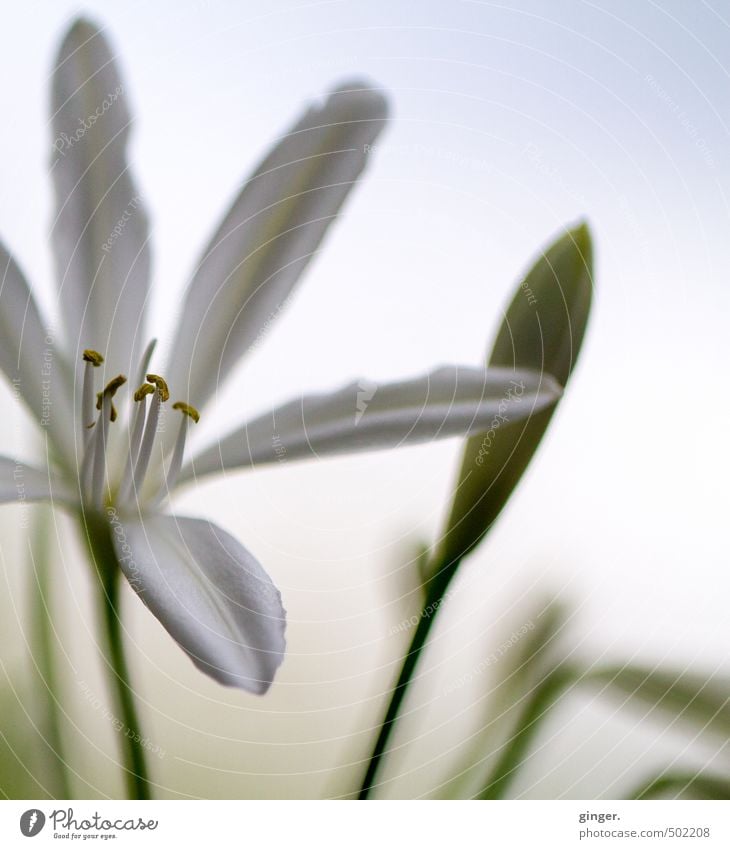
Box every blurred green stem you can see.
[358,564,455,799]
[630,772,730,800]
[83,514,151,800]
[30,506,71,798]
[477,663,574,799]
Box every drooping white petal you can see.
[165,81,389,409]
[50,18,151,381]
[0,455,73,504]
[112,514,286,692]
[180,366,562,481]
[0,241,75,458]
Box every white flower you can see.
[0,20,561,693]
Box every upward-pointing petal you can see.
[166,81,389,409]
[112,514,286,692]
[0,241,75,457]
[50,18,151,381]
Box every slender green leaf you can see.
[29,506,71,798]
[0,682,53,799]
[587,665,730,739]
[443,600,569,798]
[436,223,594,568]
[0,506,73,800]
[479,600,571,726]
[631,771,730,800]
[477,661,576,799]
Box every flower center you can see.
[80,346,199,511]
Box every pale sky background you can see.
[0,0,727,799]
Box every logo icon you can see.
[355,379,378,424]
[20,809,45,837]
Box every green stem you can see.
[82,514,151,800]
[30,506,72,798]
[358,565,455,799]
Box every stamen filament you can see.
[86,374,126,508]
[117,384,154,506]
[90,393,112,507]
[153,402,199,504]
[80,430,96,498]
[131,391,162,497]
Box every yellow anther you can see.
[82,349,104,366]
[133,383,155,402]
[95,375,127,421]
[104,374,127,396]
[172,401,200,423]
[96,392,118,422]
[146,373,170,402]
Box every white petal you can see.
[0,242,75,458]
[113,514,286,692]
[0,455,72,504]
[165,81,388,409]
[180,366,562,480]
[50,18,151,380]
